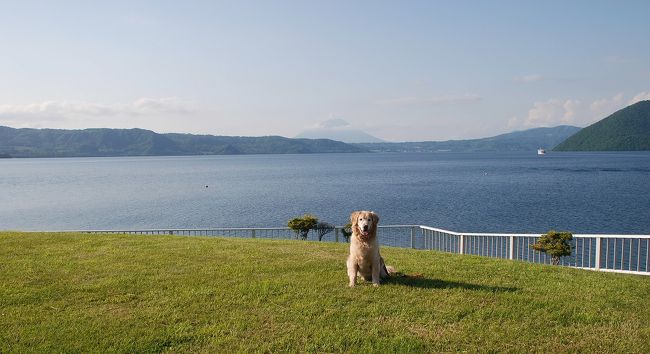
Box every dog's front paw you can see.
[372,283,380,287]
[348,282,356,288]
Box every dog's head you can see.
[350,210,379,241]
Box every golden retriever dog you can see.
[346,210,395,287]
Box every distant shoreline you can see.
[1,125,586,157]
[3,150,650,160]
[0,151,370,159]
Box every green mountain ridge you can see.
[0,126,366,157]
[0,125,587,157]
[554,100,650,151]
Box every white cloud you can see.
[521,99,581,127]
[376,94,482,105]
[514,74,544,83]
[629,92,650,104]
[0,97,196,127]
[589,93,625,119]
[132,97,195,115]
[317,118,350,129]
[510,91,650,130]
[562,99,581,123]
[0,100,117,120]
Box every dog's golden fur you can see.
[346,210,395,287]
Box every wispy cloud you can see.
[0,97,196,127]
[0,97,195,117]
[376,94,482,106]
[0,101,116,121]
[514,74,544,83]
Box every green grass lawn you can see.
[1,232,649,353]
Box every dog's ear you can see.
[370,211,379,225]
[350,211,360,226]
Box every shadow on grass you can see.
[386,275,519,293]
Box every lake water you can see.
[1,152,649,234]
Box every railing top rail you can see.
[572,234,650,239]
[419,226,649,238]
[461,232,542,237]
[378,225,421,228]
[418,225,463,235]
[460,232,650,239]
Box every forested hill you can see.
[355,125,581,152]
[0,126,366,157]
[554,100,650,151]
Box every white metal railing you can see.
[77,225,420,245]
[419,226,649,275]
[77,225,649,276]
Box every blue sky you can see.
[1,0,649,141]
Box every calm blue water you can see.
[1,152,649,234]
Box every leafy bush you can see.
[287,214,318,240]
[341,223,352,242]
[314,222,335,241]
[531,230,573,265]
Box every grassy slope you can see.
[1,233,648,353]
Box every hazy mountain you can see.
[295,128,384,143]
[554,100,650,151]
[0,126,367,158]
[355,125,582,152]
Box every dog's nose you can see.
[363,225,368,231]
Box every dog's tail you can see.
[385,265,397,276]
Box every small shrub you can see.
[287,214,318,240]
[314,222,335,241]
[341,222,352,242]
[531,230,573,265]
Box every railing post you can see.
[459,234,464,255]
[509,235,514,260]
[595,236,601,270]
[410,227,416,249]
[251,229,256,238]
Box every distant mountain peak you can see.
[294,128,385,143]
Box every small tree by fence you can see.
[341,223,352,242]
[314,222,335,241]
[287,214,318,240]
[287,215,337,241]
[531,230,573,265]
